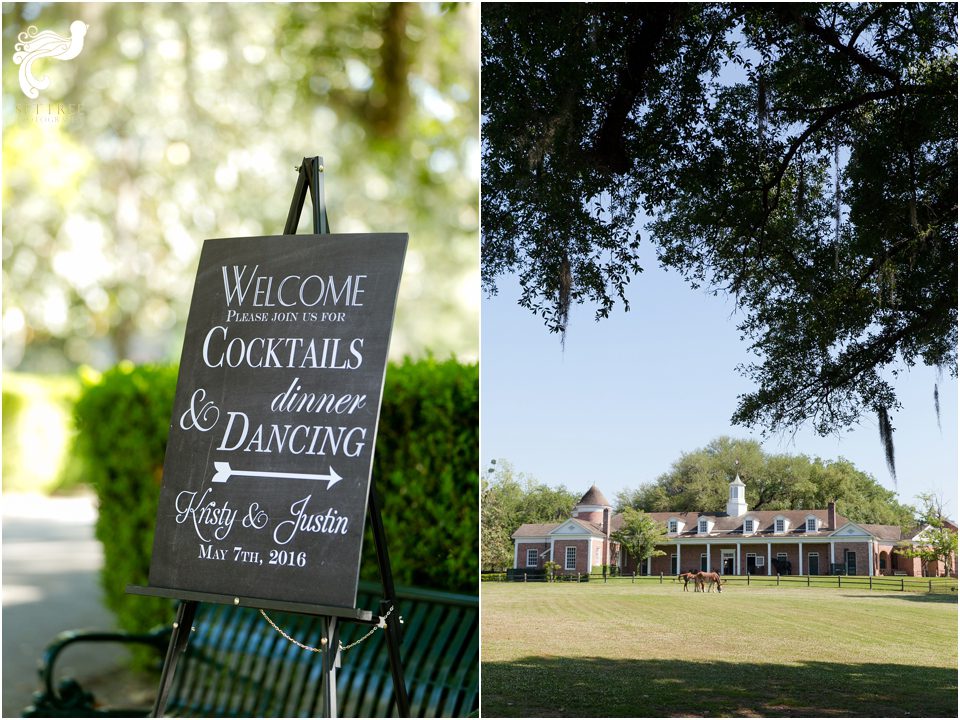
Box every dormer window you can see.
[774,517,786,534]
[668,519,678,534]
[743,518,755,534]
[698,519,709,534]
[806,517,817,532]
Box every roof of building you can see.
[511,522,562,539]
[511,517,606,539]
[859,524,905,541]
[605,509,903,541]
[902,522,960,541]
[512,484,914,544]
[577,485,611,508]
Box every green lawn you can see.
[481,582,958,717]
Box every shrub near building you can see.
[74,358,477,636]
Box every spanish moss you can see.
[558,252,572,350]
[934,383,941,432]
[877,406,896,487]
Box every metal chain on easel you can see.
[259,606,402,654]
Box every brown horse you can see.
[677,571,699,591]
[695,571,724,592]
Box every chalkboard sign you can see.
[148,233,407,610]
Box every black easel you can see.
[139,156,409,719]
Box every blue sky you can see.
[481,239,958,520]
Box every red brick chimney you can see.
[828,501,837,530]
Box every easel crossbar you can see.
[126,584,373,621]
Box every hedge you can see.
[74,357,478,636]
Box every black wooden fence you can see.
[482,570,957,593]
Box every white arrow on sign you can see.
[211,461,342,488]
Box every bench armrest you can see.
[24,627,169,718]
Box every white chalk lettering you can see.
[273,495,350,546]
[201,326,364,370]
[175,488,237,542]
[217,412,366,457]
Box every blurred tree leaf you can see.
[3,1,478,370]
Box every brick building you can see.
[512,478,957,577]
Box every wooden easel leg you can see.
[150,600,198,718]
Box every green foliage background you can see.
[3,2,478,371]
[481,460,578,571]
[73,358,477,636]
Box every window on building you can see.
[699,519,708,534]
[806,517,817,532]
[777,552,788,562]
[565,546,577,570]
[668,519,678,533]
[526,549,538,567]
[775,518,785,533]
[744,519,754,534]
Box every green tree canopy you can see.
[897,492,958,573]
[481,459,578,571]
[615,436,916,527]
[482,3,957,468]
[610,507,667,568]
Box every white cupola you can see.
[726,473,748,516]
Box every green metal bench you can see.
[23,581,478,718]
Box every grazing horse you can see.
[695,571,724,592]
[678,571,699,591]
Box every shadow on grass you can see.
[481,657,957,717]
[843,593,958,604]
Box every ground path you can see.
[2,493,136,717]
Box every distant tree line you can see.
[616,437,916,528]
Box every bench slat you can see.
[25,583,477,718]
